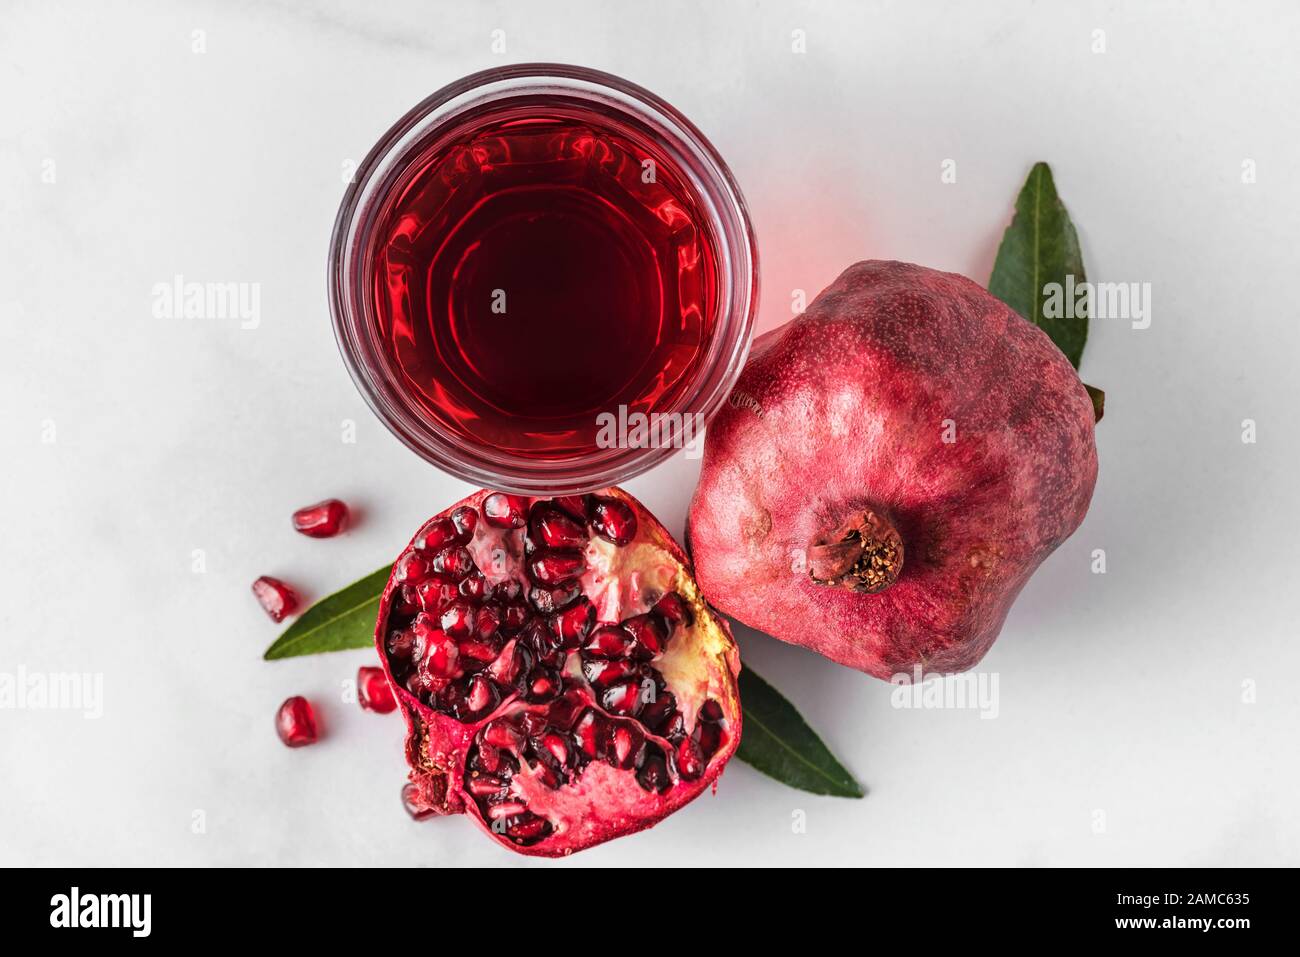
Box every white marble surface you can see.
[2,0,1298,866]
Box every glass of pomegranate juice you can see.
[330,64,758,493]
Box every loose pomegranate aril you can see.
[528,549,585,585]
[357,666,397,714]
[588,495,638,545]
[483,493,528,528]
[291,498,349,538]
[276,696,318,747]
[581,624,635,659]
[376,488,741,856]
[252,576,298,622]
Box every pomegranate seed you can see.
[520,711,549,736]
[700,699,724,722]
[524,666,561,703]
[459,572,488,599]
[394,550,431,584]
[505,813,551,841]
[622,613,667,660]
[676,736,705,780]
[539,732,570,767]
[275,696,318,747]
[467,774,507,797]
[252,576,298,622]
[475,603,501,639]
[548,598,594,647]
[473,743,503,773]
[439,598,477,638]
[600,680,643,717]
[640,691,677,733]
[636,746,671,793]
[414,517,457,551]
[529,504,588,549]
[291,498,349,538]
[607,721,646,769]
[487,640,528,685]
[581,623,635,659]
[694,719,723,758]
[587,496,637,545]
[386,626,425,664]
[502,601,530,632]
[465,674,497,716]
[357,666,397,713]
[660,710,686,741]
[582,657,638,689]
[484,718,524,751]
[488,800,529,820]
[528,581,581,614]
[572,708,606,759]
[418,622,460,678]
[449,506,478,542]
[493,579,523,602]
[552,495,590,520]
[528,549,585,586]
[483,493,528,528]
[430,545,475,580]
[415,579,458,614]
[652,591,690,626]
[401,782,439,821]
[458,639,500,663]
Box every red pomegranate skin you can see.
[377,487,742,857]
[689,261,1098,679]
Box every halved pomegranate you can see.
[376,488,741,857]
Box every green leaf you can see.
[1084,383,1105,422]
[734,666,865,798]
[262,565,391,660]
[989,162,1088,367]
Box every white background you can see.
[3,0,1298,867]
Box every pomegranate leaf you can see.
[735,667,865,798]
[262,565,391,660]
[1084,383,1105,422]
[989,161,1088,368]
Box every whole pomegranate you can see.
[377,488,741,856]
[689,261,1098,679]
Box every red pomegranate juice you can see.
[369,101,721,458]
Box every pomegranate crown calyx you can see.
[807,509,903,595]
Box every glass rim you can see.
[328,63,759,495]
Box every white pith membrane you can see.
[379,490,739,853]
